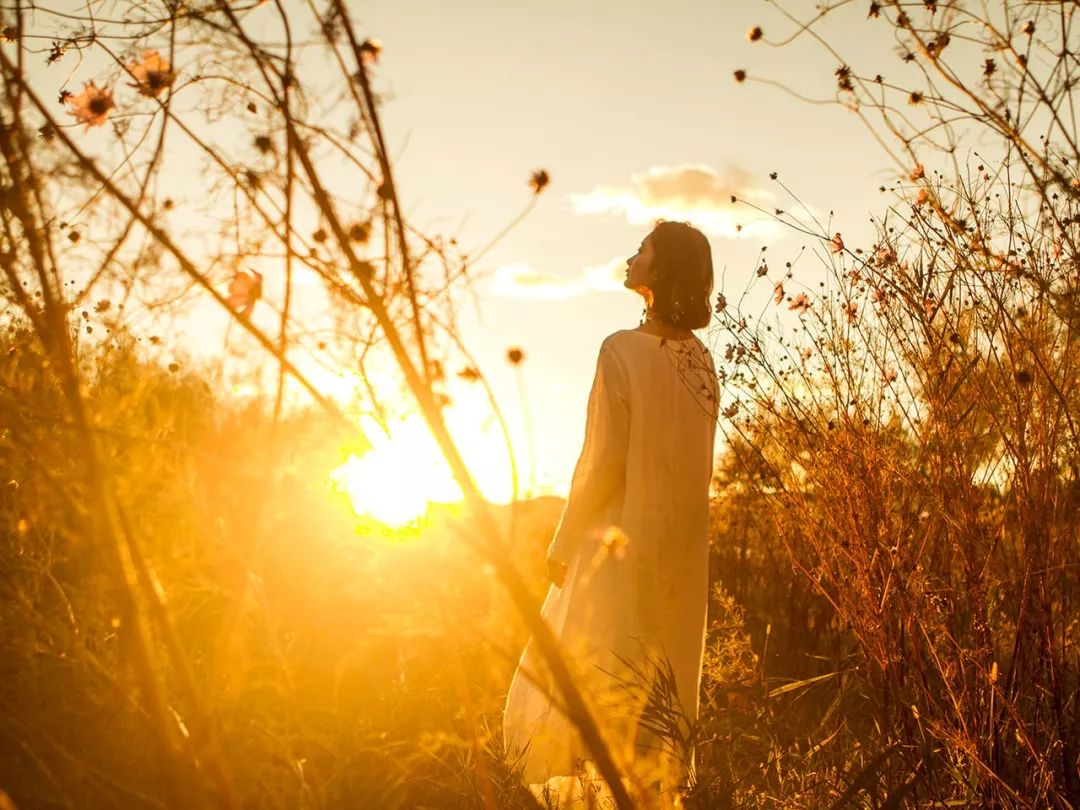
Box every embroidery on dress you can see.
[658,338,719,424]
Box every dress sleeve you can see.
[546,338,630,563]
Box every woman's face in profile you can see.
[624,233,656,293]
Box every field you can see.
[2,2,1079,808]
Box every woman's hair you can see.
[646,220,714,330]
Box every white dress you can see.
[502,327,719,794]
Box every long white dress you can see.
[502,327,719,796]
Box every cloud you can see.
[489,263,585,299]
[579,257,627,292]
[569,163,780,238]
[489,257,628,300]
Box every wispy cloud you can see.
[488,263,585,300]
[489,257,627,300]
[569,163,779,237]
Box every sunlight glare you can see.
[330,413,463,528]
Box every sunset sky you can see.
[357,0,906,496]
[21,1,922,506]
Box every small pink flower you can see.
[128,50,175,97]
[65,82,115,131]
[226,269,263,318]
[874,246,897,267]
[359,38,382,64]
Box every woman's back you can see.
[503,327,719,790]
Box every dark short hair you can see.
[647,220,714,330]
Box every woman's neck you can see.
[638,309,693,338]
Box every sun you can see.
[330,413,462,530]
[329,408,516,531]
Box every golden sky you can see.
[359,0,901,496]
[22,0,914,504]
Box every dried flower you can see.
[842,300,858,324]
[349,221,371,242]
[128,50,175,98]
[909,163,925,181]
[254,134,273,154]
[734,69,747,83]
[226,269,263,318]
[507,347,524,365]
[930,33,949,53]
[868,2,880,18]
[789,293,810,314]
[773,282,785,305]
[529,169,550,194]
[1,26,17,43]
[983,59,996,78]
[915,188,930,206]
[714,292,727,312]
[1023,20,1035,36]
[882,367,898,384]
[874,246,897,267]
[747,26,763,42]
[722,402,739,418]
[359,38,382,64]
[835,64,853,92]
[47,40,65,65]
[830,233,845,254]
[312,228,328,244]
[908,91,924,105]
[65,82,115,131]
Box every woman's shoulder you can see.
[599,329,646,359]
[603,327,708,351]
[601,328,637,347]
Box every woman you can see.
[502,220,720,802]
